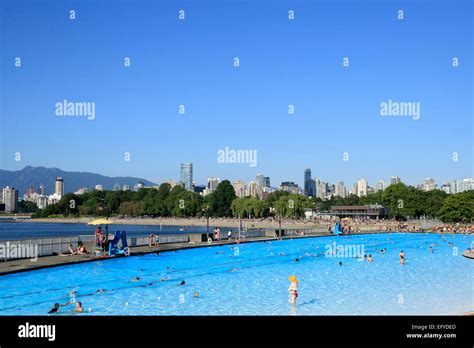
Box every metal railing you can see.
[1,236,80,259]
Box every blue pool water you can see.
[0,233,472,315]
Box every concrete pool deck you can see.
[0,230,469,277]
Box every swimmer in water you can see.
[295,258,299,262]
[229,268,240,272]
[132,277,141,282]
[194,291,199,298]
[96,289,106,294]
[48,302,70,314]
[339,261,342,266]
[74,301,83,313]
[429,246,433,253]
[160,277,168,282]
[367,254,373,263]
[179,280,186,286]
[399,250,405,265]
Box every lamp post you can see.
[202,205,210,240]
[97,198,109,249]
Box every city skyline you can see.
[1,1,472,188]
[3,164,473,197]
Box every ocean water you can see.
[0,233,472,315]
[0,222,235,240]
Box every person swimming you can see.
[131,277,142,282]
[194,291,199,298]
[367,254,373,262]
[339,261,342,266]
[74,301,83,313]
[48,303,61,314]
[179,280,186,286]
[48,301,70,314]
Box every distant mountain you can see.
[0,166,157,195]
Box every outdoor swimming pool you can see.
[0,233,472,315]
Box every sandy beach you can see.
[16,216,414,230]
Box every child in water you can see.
[288,275,299,305]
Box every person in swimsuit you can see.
[74,301,83,313]
[288,275,299,305]
[67,244,76,255]
[399,250,405,265]
[48,301,70,314]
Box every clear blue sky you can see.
[1,0,472,188]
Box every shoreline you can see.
[10,216,418,230]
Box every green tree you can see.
[274,194,313,218]
[17,200,39,214]
[437,191,473,222]
[209,180,236,217]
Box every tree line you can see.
[30,181,473,223]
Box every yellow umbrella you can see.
[87,218,113,225]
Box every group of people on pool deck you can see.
[65,242,87,255]
[148,233,161,247]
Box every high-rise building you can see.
[180,163,193,191]
[375,180,386,192]
[352,183,358,196]
[36,195,48,209]
[74,188,89,195]
[279,181,300,194]
[304,169,315,196]
[313,178,327,199]
[207,177,220,192]
[335,181,346,198]
[247,181,258,197]
[2,186,18,212]
[256,174,265,188]
[113,183,121,191]
[233,181,246,198]
[25,186,35,198]
[122,184,130,191]
[390,176,401,185]
[357,179,368,197]
[95,184,103,191]
[55,177,64,198]
[256,174,270,199]
[38,184,45,195]
[463,178,474,191]
[423,178,436,191]
[446,178,474,194]
[264,176,270,188]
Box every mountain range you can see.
[0,166,157,195]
